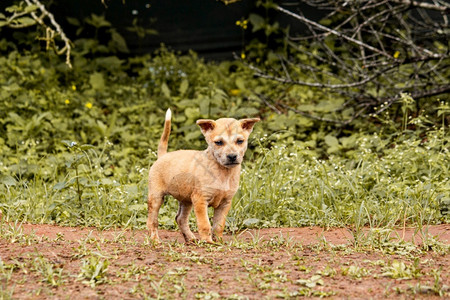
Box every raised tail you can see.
[157,109,171,158]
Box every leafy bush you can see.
[0,38,448,230]
[232,128,449,229]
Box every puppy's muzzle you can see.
[227,154,237,162]
[224,154,240,167]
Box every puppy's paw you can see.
[184,238,198,245]
[147,237,162,246]
[212,234,224,244]
[204,237,214,244]
[182,232,197,244]
[194,238,216,246]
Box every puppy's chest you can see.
[206,187,236,208]
[203,177,239,208]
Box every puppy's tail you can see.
[157,108,171,158]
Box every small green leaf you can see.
[185,131,201,141]
[53,181,67,191]
[5,5,20,13]
[185,107,199,119]
[100,178,115,186]
[235,77,246,90]
[16,17,36,26]
[89,72,105,90]
[129,204,146,211]
[243,218,260,226]
[324,135,339,148]
[161,82,171,98]
[249,13,265,32]
[0,175,17,186]
[66,17,80,26]
[24,4,38,14]
[109,29,129,53]
[125,185,139,196]
[179,79,189,96]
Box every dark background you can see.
[59,0,256,60]
[1,0,324,60]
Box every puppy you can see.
[147,109,259,243]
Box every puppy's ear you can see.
[240,118,260,133]
[196,119,216,135]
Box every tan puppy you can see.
[147,109,259,243]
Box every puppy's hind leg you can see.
[175,202,196,242]
[147,192,164,243]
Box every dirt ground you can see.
[0,224,449,299]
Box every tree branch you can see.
[3,0,73,68]
[247,62,396,89]
[25,0,72,68]
[276,4,393,59]
[246,1,449,124]
[390,0,450,12]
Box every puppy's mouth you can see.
[224,162,240,167]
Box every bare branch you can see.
[276,4,393,58]
[247,62,396,89]
[255,93,283,115]
[248,0,449,124]
[25,0,72,68]
[390,0,450,12]
[3,0,73,68]
[279,103,348,125]
[373,85,450,115]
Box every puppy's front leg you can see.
[212,197,232,241]
[192,195,213,243]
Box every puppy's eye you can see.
[214,140,224,146]
[236,139,244,145]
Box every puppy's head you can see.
[197,117,260,168]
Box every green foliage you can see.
[78,255,110,287]
[32,253,65,286]
[382,259,422,280]
[0,45,264,228]
[0,30,448,230]
[230,128,449,229]
[0,3,38,28]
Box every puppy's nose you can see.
[227,154,237,162]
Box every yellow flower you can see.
[393,51,400,59]
[241,52,246,60]
[71,85,77,91]
[85,102,93,109]
[236,19,248,29]
[229,89,241,96]
[65,99,70,105]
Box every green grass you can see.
[0,127,448,230]
[0,48,448,231]
[0,20,449,299]
[232,128,449,230]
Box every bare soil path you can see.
[1,224,449,299]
